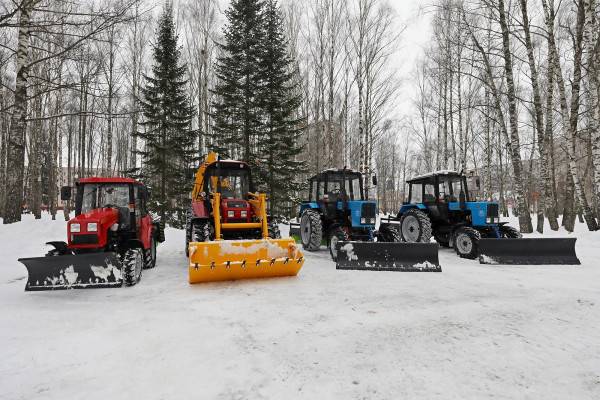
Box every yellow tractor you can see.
[186,152,304,283]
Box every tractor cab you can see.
[297,168,400,261]
[302,169,376,232]
[67,177,152,249]
[402,171,498,228]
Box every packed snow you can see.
[1,214,599,399]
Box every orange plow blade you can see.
[188,238,304,283]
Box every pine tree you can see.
[258,0,305,215]
[135,3,195,227]
[211,0,265,164]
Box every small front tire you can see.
[123,248,143,286]
[328,227,349,261]
[143,237,157,269]
[499,225,522,238]
[377,224,401,242]
[453,227,480,259]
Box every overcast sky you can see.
[388,0,433,121]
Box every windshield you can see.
[439,176,467,202]
[206,169,250,199]
[324,173,363,200]
[79,184,130,214]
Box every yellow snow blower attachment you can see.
[187,153,304,283]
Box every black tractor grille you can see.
[71,234,98,245]
[361,203,376,219]
[487,203,499,218]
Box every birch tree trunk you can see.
[3,1,33,224]
[543,0,598,231]
[497,0,533,232]
[583,0,600,219]
[519,0,551,233]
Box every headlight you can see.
[486,217,491,224]
[241,210,248,218]
[494,217,499,223]
[360,217,366,224]
[228,210,235,218]
[87,222,98,232]
[70,223,80,232]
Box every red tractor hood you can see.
[70,207,120,225]
[68,208,120,249]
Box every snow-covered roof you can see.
[408,170,460,181]
[320,167,361,174]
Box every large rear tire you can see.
[400,209,432,243]
[328,227,349,261]
[377,224,401,242]
[300,210,322,251]
[123,248,143,286]
[453,227,481,259]
[143,236,157,269]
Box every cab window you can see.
[424,184,436,203]
[410,183,422,204]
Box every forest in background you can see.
[0,0,599,233]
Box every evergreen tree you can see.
[135,3,195,227]
[211,0,265,164]
[258,0,305,215]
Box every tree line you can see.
[0,0,403,225]
[403,0,600,233]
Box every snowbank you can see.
[1,213,599,399]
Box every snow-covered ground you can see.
[1,214,599,400]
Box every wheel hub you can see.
[456,233,472,254]
[402,215,420,242]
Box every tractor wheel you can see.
[300,210,323,251]
[192,221,212,242]
[499,225,522,238]
[377,224,401,242]
[434,233,450,248]
[143,236,157,269]
[328,227,349,261]
[123,248,143,286]
[400,209,432,243]
[268,222,281,239]
[453,227,481,259]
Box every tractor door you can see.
[135,185,152,250]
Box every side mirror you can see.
[372,175,378,186]
[60,186,72,201]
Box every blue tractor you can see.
[396,171,522,259]
[297,168,400,260]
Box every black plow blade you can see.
[336,241,441,272]
[478,238,580,265]
[18,252,123,291]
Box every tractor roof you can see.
[310,168,361,180]
[77,177,142,185]
[407,170,462,183]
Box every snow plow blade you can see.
[188,238,304,283]
[335,241,441,272]
[478,238,580,265]
[18,252,123,291]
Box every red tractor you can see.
[19,177,164,291]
